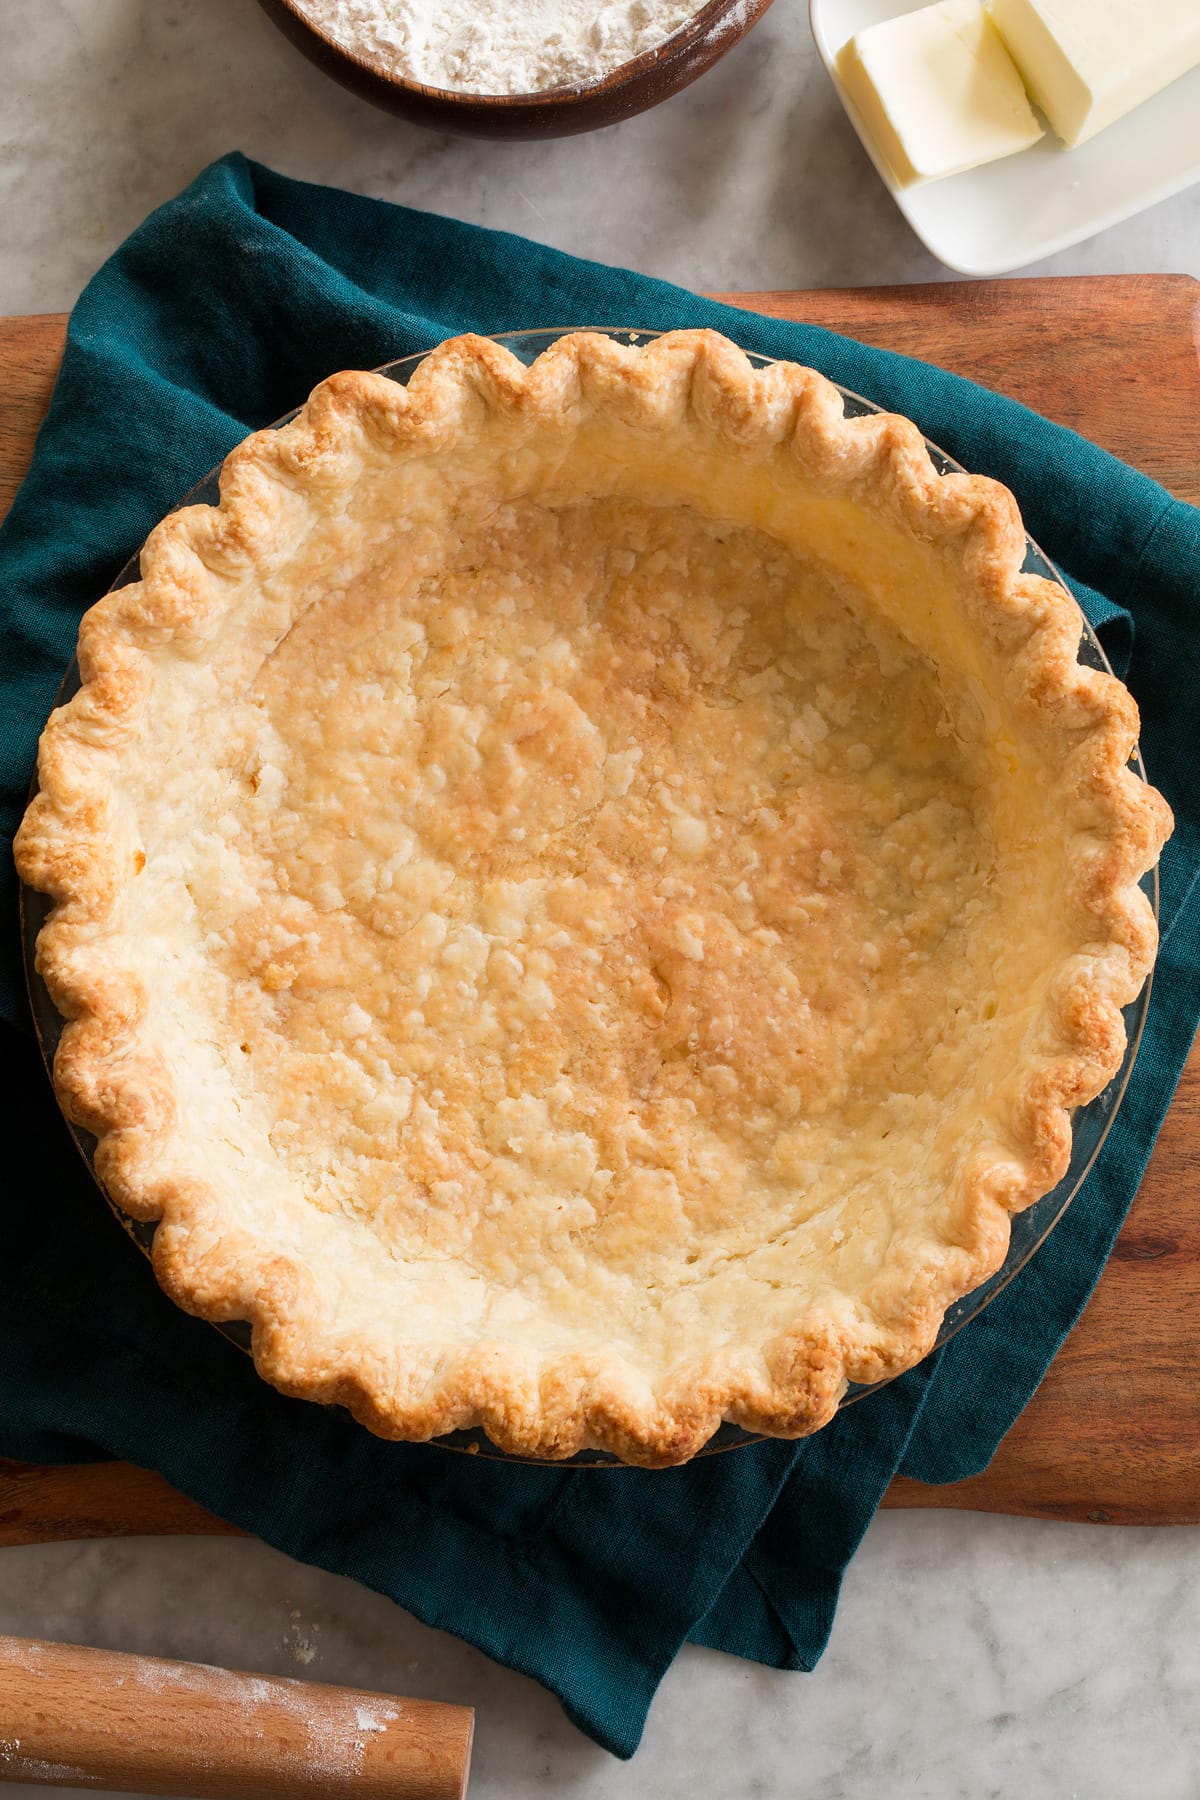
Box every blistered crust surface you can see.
[15,330,1172,1465]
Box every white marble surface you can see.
[3,3,1200,1797]
[3,0,1200,316]
[2,1515,1200,1799]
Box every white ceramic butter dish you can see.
[810,0,1200,276]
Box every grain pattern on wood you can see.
[1,282,1197,1537]
[0,1458,245,1547]
[0,314,64,518]
[883,1050,1200,1525]
[0,1634,474,1800]
[717,275,1200,510]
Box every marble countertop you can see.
[2,1513,1199,1800]
[3,0,1199,315]
[3,4,1199,1797]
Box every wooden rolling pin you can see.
[0,1635,473,1800]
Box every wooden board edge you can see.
[880,1473,1200,1528]
[0,1459,245,1548]
[6,1450,1199,1549]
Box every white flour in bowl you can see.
[291,0,704,94]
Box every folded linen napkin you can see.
[1,155,1197,1758]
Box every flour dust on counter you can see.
[292,0,703,93]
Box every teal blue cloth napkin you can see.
[2,156,1197,1758]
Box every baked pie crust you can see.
[16,330,1171,1466]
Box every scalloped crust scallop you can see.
[15,330,1172,1467]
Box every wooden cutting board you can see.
[2,279,1198,1545]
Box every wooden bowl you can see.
[255,0,778,139]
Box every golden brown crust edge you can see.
[14,329,1173,1468]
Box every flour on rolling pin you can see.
[0,1744,90,1784]
[96,1653,402,1771]
[0,1634,472,1799]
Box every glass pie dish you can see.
[19,329,1159,1466]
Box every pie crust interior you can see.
[16,330,1172,1466]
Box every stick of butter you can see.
[988,0,1200,146]
[836,2,1043,189]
